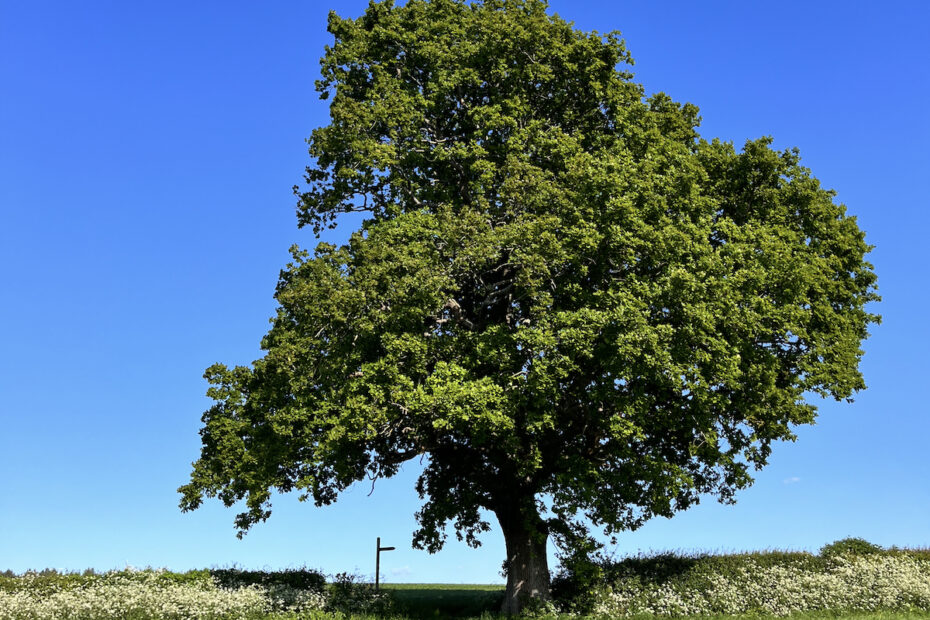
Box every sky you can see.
[1,0,928,584]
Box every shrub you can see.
[820,537,884,557]
[324,571,395,615]
[589,553,930,617]
[209,567,326,592]
[0,568,328,619]
[553,543,930,616]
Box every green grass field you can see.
[381,583,504,617]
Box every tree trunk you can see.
[495,499,551,615]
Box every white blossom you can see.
[592,555,930,617]
[0,569,327,619]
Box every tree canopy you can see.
[179,0,879,612]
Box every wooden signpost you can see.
[375,537,395,591]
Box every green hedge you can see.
[552,539,930,617]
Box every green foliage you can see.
[592,553,930,617]
[598,550,827,588]
[0,566,324,593]
[211,567,327,592]
[2,565,930,618]
[821,538,885,557]
[325,572,395,615]
[0,568,93,595]
[553,547,930,616]
[179,0,880,602]
[888,547,930,562]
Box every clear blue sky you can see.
[1,1,928,584]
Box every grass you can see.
[636,615,930,620]
[267,614,930,620]
[312,608,930,620]
[381,583,504,618]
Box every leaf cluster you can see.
[180,0,879,558]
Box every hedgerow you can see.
[0,567,359,619]
[552,540,930,617]
[2,541,928,618]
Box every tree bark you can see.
[495,499,551,615]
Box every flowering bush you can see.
[591,553,930,617]
[0,569,327,619]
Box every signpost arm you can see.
[374,538,395,591]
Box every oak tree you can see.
[179,0,879,613]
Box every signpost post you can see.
[375,537,395,591]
